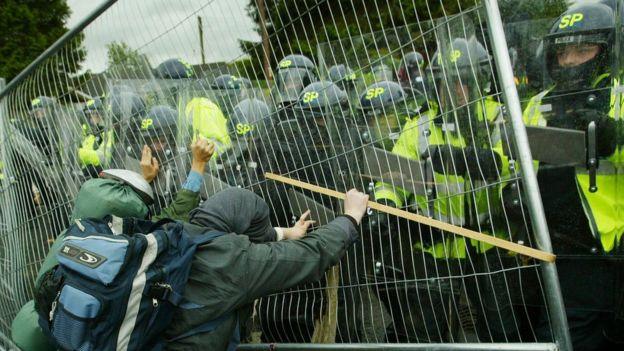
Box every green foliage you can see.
[241,0,569,80]
[0,0,85,82]
[105,41,152,79]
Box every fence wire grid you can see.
[3,0,622,349]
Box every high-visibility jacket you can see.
[184,98,232,154]
[523,85,624,253]
[375,97,510,258]
[77,124,113,168]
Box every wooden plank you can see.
[265,172,556,263]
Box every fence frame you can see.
[0,0,574,350]
[483,1,572,350]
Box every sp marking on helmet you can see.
[133,105,178,161]
[230,98,271,137]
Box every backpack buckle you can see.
[149,282,172,300]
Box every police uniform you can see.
[522,3,624,349]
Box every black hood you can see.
[189,188,277,243]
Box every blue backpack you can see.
[36,216,225,351]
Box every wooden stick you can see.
[311,265,339,343]
[265,172,556,263]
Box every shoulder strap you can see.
[122,217,175,234]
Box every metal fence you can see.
[5,0,617,349]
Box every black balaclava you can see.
[189,188,277,243]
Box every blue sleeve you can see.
[181,170,203,192]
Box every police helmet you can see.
[431,38,491,87]
[278,54,316,71]
[276,54,318,105]
[359,81,406,111]
[29,96,56,119]
[544,3,615,91]
[429,37,492,114]
[402,51,424,69]
[83,98,106,131]
[328,64,357,84]
[108,91,146,126]
[83,98,105,114]
[297,81,348,110]
[230,98,271,137]
[139,105,178,139]
[154,58,194,79]
[212,74,244,90]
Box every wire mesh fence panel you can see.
[3,0,622,349]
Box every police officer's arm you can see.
[241,190,368,303]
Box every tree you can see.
[105,41,152,79]
[242,0,462,80]
[241,0,568,80]
[0,0,85,82]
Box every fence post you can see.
[482,1,572,350]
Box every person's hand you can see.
[283,210,316,240]
[344,188,369,225]
[140,145,159,183]
[191,138,216,174]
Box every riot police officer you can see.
[215,98,272,189]
[397,51,427,99]
[328,64,360,102]
[78,98,114,178]
[356,80,417,151]
[129,105,186,212]
[107,90,146,168]
[372,37,513,342]
[23,96,61,163]
[523,3,623,349]
[273,54,317,116]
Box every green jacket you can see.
[165,216,358,350]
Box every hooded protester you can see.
[165,187,369,350]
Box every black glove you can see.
[370,199,398,234]
[428,145,466,175]
[571,109,617,157]
[429,145,502,180]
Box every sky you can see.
[66,0,260,74]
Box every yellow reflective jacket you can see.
[184,98,232,154]
[77,125,113,168]
[523,86,624,253]
[374,97,511,258]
